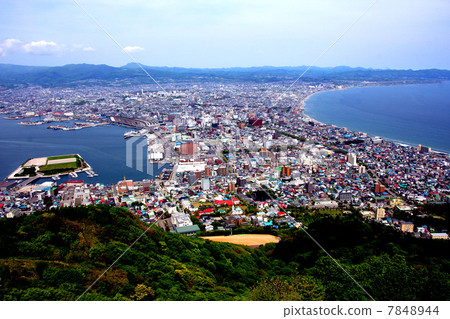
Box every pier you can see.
[15,176,40,190]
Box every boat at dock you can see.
[85,170,98,177]
[51,175,61,180]
[69,172,78,178]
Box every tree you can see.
[131,284,155,301]
[248,276,325,301]
[310,256,369,301]
[352,254,430,301]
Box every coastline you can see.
[299,85,351,126]
[0,117,143,184]
[299,83,450,155]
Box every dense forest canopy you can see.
[0,205,449,301]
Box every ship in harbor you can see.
[124,129,148,139]
[48,125,68,130]
[19,121,45,126]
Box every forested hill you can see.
[0,205,449,301]
[1,63,450,87]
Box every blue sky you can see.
[0,0,449,69]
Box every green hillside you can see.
[1,63,450,88]
[0,205,448,301]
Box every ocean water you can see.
[304,81,450,153]
[0,118,166,184]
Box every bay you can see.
[304,81,450,154]
[0,118,164,184]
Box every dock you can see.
[15,176,41,190]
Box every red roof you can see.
[214,199,236,206]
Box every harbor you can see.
[0,117,147,185]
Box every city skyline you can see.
[1,0,449,69]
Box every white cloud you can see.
[22,40,61,55]
[123,46,144,53]
[83,46,95,52]
[71,44,96,52]
[0,39,23,57]
[0,39,96,57]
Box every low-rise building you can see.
[430,233,449,240]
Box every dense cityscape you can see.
[1,81,448,240]
[2,1,450,316]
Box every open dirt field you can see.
[47,158,77,165]
[201,234,280,247]
[23,157,47,167]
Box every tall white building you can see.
[359,165,367,174]
[347,152,357,166]
[201,178,210,191]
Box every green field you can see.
[39,154,86,175]
[47,154,79,161]
[38,162,78,173]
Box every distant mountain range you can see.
[1,63,450,88]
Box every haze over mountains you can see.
[1,63,450,88]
